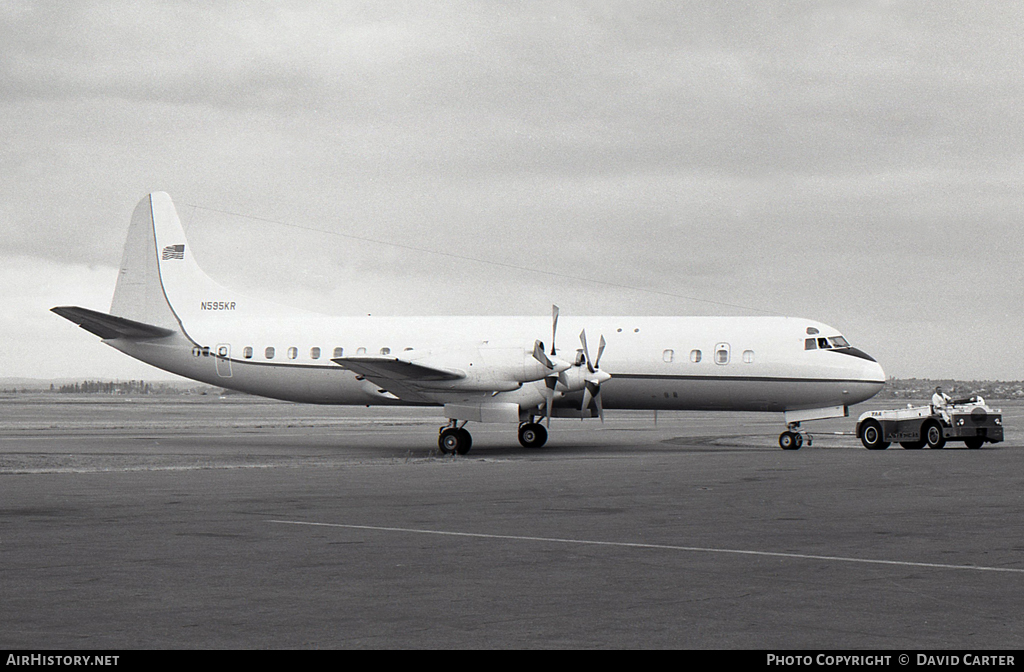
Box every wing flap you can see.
[51,306,176,340]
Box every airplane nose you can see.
[861,358,886,398]
[868,359,886,386]
[842,353,885,404]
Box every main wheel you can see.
[923,421,946,450]
[439,427,472,455]
[859,420,890,450]
[900,440,925,449]
[964,437,984,450]
[518,422,548,448]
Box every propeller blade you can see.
[532,340,552,369]
[595,335,606,369]
[544,376,557,428]
[550,305,559,356]
[580,330,594,373]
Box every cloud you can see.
[2,2,1024,379]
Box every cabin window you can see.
[380,347,391,355]
[690,349,702,363]
[287,347,298,360]
[356,347,367,355]
[333,347,344,358]
[243,347,253,359]
[310,347,321,360]
[715,343,730,365]
[805,338,817,350]
[663,349,674,363]
[265,347,275,359]
[743,350,754,364]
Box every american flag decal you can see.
[162,244,184,260]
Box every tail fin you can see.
[108,193,183,331]
[110,192,254,333]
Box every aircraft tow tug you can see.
[856,397,1003,450]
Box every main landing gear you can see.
[778,423,812,450]
[437,420,551,455]
[438,422,472,455]
[518,422,548,448]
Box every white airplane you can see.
[53,192,885,454]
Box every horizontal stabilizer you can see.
[51,306,176,340]
[331,356,464,382]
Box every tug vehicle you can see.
[856,397,1003,450]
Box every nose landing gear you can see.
[779,423,812,450]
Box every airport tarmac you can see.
[1,395,1023,649]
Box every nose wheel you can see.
[779,424,811,450]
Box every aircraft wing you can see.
[331,355,466,404]
[51,306,176,340]
[331,356,464,382]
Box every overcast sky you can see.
[3,1,1023,381]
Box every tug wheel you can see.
[859,420,889,450]
[923,421,946,450]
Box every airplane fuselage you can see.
[108,313,883,412]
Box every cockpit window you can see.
[807,335,853,351]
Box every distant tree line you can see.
[1,381,222,395]
[878,378,1024,400]
[53,380,154,394]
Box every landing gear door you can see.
[215,343,232,378]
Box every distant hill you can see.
[877,378,1024,400]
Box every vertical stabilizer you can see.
[110,192,300,343]
[109,193,181,332]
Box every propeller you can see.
[579,329,611,421]
[529,305,564,428]
[530,307,610,426]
